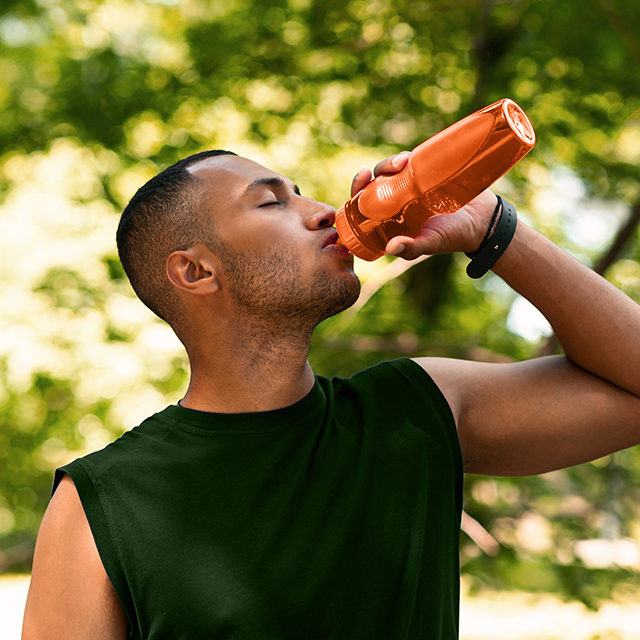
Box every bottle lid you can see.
[503,99,536,146]
[335,205,384,262]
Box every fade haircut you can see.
[116,149,237,326]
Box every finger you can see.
[385,221,450,259]
[373,151,410,178]
[350,167,372,198]
[385,236,421,260]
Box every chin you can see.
[315,275,362,324]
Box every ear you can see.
[166,245,221,296]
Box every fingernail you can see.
[353,169,361,180]
[392,244,406,256]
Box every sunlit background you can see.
[2,0,640,637]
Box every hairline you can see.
[186,158,302,208]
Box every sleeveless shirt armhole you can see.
[52,462,136,633]
[387,357,464,478]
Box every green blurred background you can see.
[1,0,640,631]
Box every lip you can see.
[322,231,340,249]
[321,231,351,256]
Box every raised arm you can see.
[419,221,640,476]
[352,154,640,476]
[22,475,128,640]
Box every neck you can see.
[179,315,316,414]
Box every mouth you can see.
[321,230,352,258]
[322,231,340,249]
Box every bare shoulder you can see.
[412,354,564,426]
[412,355,640,476]
[22,474,128,640]
[411,355,484,423]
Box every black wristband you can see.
[465,198,517,279]
[466,196,502,259]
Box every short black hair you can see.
[116,149,237,325]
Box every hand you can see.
[351,152,498,260]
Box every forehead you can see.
[187,155,292,204]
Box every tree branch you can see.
[593,201,640,275]
[317,334,513,363]
[462,511,500,556]
[0,541,33,573]
[595,0,640,68]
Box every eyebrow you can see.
[243,176,301,196]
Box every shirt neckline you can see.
[158,377,326,432]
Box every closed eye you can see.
[259,201,280,208]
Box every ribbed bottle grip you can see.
[358,167,420,221]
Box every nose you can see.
[305,200,336,230]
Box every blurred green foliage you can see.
[1,0,640,609]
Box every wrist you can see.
[465,197,517,279]
[465,195,502,256]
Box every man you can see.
[22,149,640,639]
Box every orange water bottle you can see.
[335,98,535,261]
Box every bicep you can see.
[415,355,640,476]
[22,474,128,640]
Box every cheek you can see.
[256,240,309,280]
[230,217,303,252]
[222,215,319,276]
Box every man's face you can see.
[188,155,361,327]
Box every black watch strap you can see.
[465,199,517,279]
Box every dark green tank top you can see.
[54,358,462,639]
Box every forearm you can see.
[355,154,640,398]
[491,220,640,398]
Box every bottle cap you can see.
[503,99,536,146]
[335,205,384,261]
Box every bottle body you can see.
[335,98,536,261]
